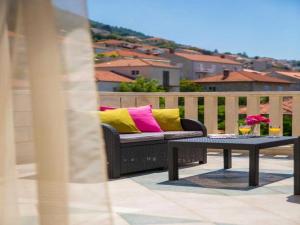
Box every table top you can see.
[168,136,299,150]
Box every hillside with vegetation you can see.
[90,20,151,40]
[89,19,212,54]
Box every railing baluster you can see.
[204,96,218,134]
[225,96,239,134]
[269,95,283,135]
[99,95,121,108]
[165,96,178,109]
[136,96,160,108]
[184,96,198,120]
[247,95,260,114]
[293,95,300,136]
[121,96,137,108]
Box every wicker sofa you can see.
[102,118,208,179]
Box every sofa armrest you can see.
[101,123,121,178]
[180,118,207,136]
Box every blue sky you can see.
[87,0,300,60]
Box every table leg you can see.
[249,148,259,186]
[294,137,300,195]
[168,146,178,180]
[224,149,232,169]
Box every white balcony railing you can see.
[99,91,300,136]
[13,91,300,163]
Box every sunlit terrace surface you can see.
[18,153,300,225]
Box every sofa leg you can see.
[109,170,121,179]
[107,163,121,179]
[199,148,207,164]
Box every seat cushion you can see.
[163,131,204,140]
[120,133,164,144]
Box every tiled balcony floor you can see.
[17,153,300,225]
[109,154,300,225]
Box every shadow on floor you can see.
[159,169,292,191]
[287,195,300,204]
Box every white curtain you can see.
[0,0,113,224]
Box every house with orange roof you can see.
[95,58,181,91]
[251,58,273,71]
[136,45,166,55]
[95,71,133,91]
[164,51,242,80]
[176,48,203,54]
[194,70,292,92]
[269,71,300,90]
[95,39,138,49]
[100,49,169,61]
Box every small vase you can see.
[250,124,260,136]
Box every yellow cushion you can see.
[152,109,183,131]
[99,109,140,133]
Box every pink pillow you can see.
[99,105,162,132]
[128,105,162,132]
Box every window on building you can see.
[131,70,140,75]
[195,72,205,79]
[208,86,216,92]
[163,71,170,88]
[263,85,270,91]
[277,86,283,91]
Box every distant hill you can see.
[90,20,151,39]
[89,19,212,54]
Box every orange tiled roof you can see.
[194,71,292,84]
[175,52,241,65]
[95,58,179,69]
[95,71,133,83]
[138,45,159,50]
[103,49,165,60]
[275,71,300,80]
[177,49,202,54]
[96,39,127,45]
[243,69,268,75]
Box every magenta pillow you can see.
[99,106,116,111]
[127,105,162,132]
[99,105,162,132]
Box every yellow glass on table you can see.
[239,125,251,135]
[269,126,281,137]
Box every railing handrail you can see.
[99,91,300,97]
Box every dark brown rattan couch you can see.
[102,119,207,179]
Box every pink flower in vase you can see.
[245,114,270,126]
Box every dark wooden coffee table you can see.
[168,136,300,195]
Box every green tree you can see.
[94,53,105,59]
[119,76,165,92]
[180,79,203,92]
[237,52,249,58]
